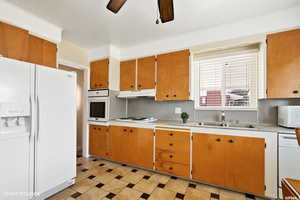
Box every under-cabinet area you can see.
[88,123,277,198]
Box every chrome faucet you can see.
[220,111,226,126]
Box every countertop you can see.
[89,120,296,134]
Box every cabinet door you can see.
[0,22,4,56]
[120,60,136,91]
[192,133,226,187]
[95,126,110,159]
[90,59,109,89]
[42,40,57,68]
[267,29,300,98]
[28,35,44,65]
[132,128,154,169]
[110,126,130,163]
[224,135,265,195]
[137,56,156,90]
[169,50,190,100]
[89,125,100,156]
[156,50,190,101]
[1,22,29,61]
[156,53,172,100]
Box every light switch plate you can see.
[175,107,182,114]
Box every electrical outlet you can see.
[175,107,182,114]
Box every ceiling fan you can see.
[106,0,174,23]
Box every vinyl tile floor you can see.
[47,156,268,200]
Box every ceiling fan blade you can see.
[158,0,174,23]
[106,0,127,14]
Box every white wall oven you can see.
[88,90,109,122]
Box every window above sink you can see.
[192,43,265,111]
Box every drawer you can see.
[156,129,190,141]
[155,149,189,164]
[156,137,190,153]
[155,161,190,178]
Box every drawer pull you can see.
[293,90,299,94]
[169,143,173,146]
[169,133,174,136]
[123,129,127,132]
[98,128,101,131]
[169,167,173,170]
[173,94,176,97]
[228,139,234,143]
[166,95,169,97]
[169,155,173,158]
[93,127,96,130]
[138,84,142,87]
[129,129,133,133]
[130,85,134,88]
[216,138,221,142]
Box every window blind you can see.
[196,50,258,109]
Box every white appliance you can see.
[116,117,158,123]
[88,90,125,122]
[0,57,76,200]
[278,133,300,199]
[278,106,300,128]
[117,89,156,98]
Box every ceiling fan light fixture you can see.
[106,0,127,14]
[158,0,174,23]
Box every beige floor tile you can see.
[136,169,154,176]
[88,167,109,177]
[47,188,75,200]
[219,189,246,200]
[148,173,170,184]
[196,183,220,194]
[148,188,176,200]
[164,179,188,194]
[71,178,97,193]
[111,166,132,176]
[133,179,157,194]
[121,172,144,184]
[103,162,121,169]
[113,187,142,200]
[76,188,108,200]
[102,179,128,194]
[184,187,211,200]
[93,172,117,184]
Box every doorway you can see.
[59,64,84,155]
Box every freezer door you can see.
[35,66,76,195]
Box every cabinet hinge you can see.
[191,170,193,174]
[266,89,268,96]
[265,143,267,148]
[264,185,266,191]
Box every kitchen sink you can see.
[197,121,255,129]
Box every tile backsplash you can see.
[127,98,300,125]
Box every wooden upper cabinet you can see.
[1,22,29,61]
[90,59,109,89]
[157,49,190,101]
[267,28,300,98]
[28,35,44,65]
[192,133,265,196]
[120,59,136,91]
[0,22,4,56]
[42,40,57,68]
[137,56,156,90]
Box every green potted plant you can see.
[181,112,189,123]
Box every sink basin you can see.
[198,121,255,129]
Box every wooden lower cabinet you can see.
[110,126,154,169]
[192,133,265,195]
[89,125,110,159]
[155,129,190,178]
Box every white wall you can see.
[88,45,120,62]
[88,4,300,61]
[0,1,62,43]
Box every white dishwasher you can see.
[278,133,300,198]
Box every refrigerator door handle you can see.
[37,96,40,141]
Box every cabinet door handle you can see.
[129,129,133,133]
[228,139,234,143]
[138,84,142,87]
[173,94,176,97]
[216,138,221,142]
[123,129,127,132]
[293,90,299,94]
[130,85,134,88]
[169,143,173,146]
[98,128,101,131]
[169,167,173,170]
[169,155,173,158]
[93,127,96,130]
[166,95,169,97]
[169,133,173,136]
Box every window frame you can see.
[193,49,261,111]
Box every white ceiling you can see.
[5,0,300,49]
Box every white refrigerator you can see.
[0,57,77,200]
